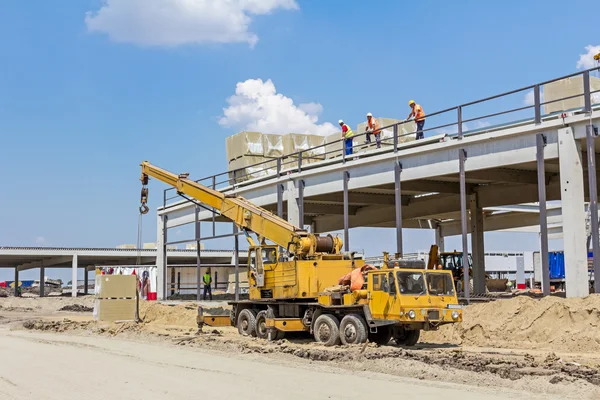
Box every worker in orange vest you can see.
[365,113,381,149]
[406,100,426,140]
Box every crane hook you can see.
[140,186,149,215]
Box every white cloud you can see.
[85,0,298,47]
[219,78,338,135]
[576,45,600,70]
[298,102,323,117]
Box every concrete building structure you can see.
[0,247,244,298]
[153,68,600,300]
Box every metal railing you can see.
[163,66,600,209]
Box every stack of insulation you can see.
[543,76,600,115]
[226,131,283,183]
[226,132,327,183]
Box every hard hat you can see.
[366,112,372,117]
[408,100,415,106]
[338,119,344,124]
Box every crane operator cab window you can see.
[261,247,277,265]
[426,272,455,296]
[249,249,257,274]
[397,271,426,296]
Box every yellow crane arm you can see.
[139,161,340,256]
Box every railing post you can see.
[298,151,303,172]
[457,106,463,139]
[534,84,541,124]
[584,70,591,114]
[277,158,282,177]
[393,124,399,152]
[163,189,167,208]
[342,141,346,163]
[232,169,237,185]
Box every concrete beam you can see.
[466,168,550,185]
[17,256,74,271]
[306,192,410,206]
[401,180,473,194]
[314,194,460,232]
[265,203,360,216]
[440,208,563,236]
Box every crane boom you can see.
[139,161,341,257]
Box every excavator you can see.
[140,162,462,346]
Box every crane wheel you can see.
[313,314,340,346]
[255,310,269,339]
[339,314,368,345]
[368,325,393,345]
[392,327,420,346]
[237,309,258,337]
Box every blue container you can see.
[547,251,593,279]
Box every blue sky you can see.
[1,0,599,280]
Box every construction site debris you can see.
[59,304,93,312]
[422,294,600,352]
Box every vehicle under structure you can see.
[140,162,462,346]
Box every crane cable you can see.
[136,212,143,265]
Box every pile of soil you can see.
[59,304,93,313]
[423,294,600,352]
[139,302,198,329]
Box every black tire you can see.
[404,329,420,346]
[274,330,286,340]
[313,314,340,346]
[255,310,268,339]
[393,327,420,346]
[237,309,257,337]
[368,325,393,345]
[339,314,368,345]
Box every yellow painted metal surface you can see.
[250,258,361,300]
[265,318,306,332]
[318,294,333,306]
[366,269,460,326]
[201,315,231,327]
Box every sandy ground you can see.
[1,296,600,399]
[0,328,540,400]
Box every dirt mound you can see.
[59,304,93,313]
[423,294,600,352]
[139,302,198,329]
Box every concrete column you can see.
[39,261,45,298]
[14,268,19,297]
[286,181,300,227]
[558,127,589,298]
[516,256,526,289]
[83,267,89,295]
[71,254,78,298]
[470,194,486,295]
[156,214,167,300]
[435,225,445,253]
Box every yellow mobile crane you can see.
[140,162,462,346]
